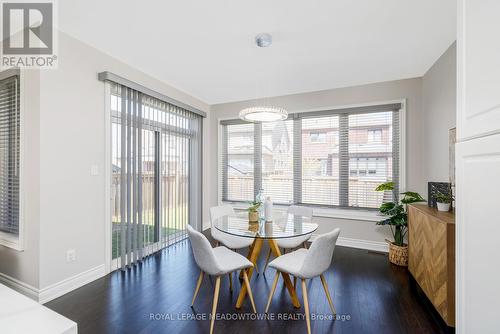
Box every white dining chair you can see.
[263,205,313,273]
[265,228,341,334]
[187,225,257,334]
[210,205,259,273]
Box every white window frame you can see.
[104,81,204,273]
[0,69,25,251]
[218,99,406,222]
[309,131,327,143]
[367,128,383,143]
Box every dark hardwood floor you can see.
[46,232,444,334]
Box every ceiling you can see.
[59,0,456,104]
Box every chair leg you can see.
[265,271,280,313]
[263,248,272,272]
[255,261,260,274]
[191,271,204,306]
[229,272,233,293]
[242,271,257,313]
[210,277,221,334]
[302,279,312,334]
[320,274,336,315]
[293,276,297,289]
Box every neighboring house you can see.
[228,119,393,180]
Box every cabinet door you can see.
[456,133,500,333]
[457,0,500,140]
[408,207,450,324]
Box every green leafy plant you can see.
[435,190,454,204]
[247,201,261,213]
[375,182,425,246]
[375,182,395,192]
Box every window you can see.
[309,132,326,143]
[262,121,294,204]
[350,158,386,176]
[220,102,402,210]
[109,82,203,269]
[302,117,339,206]
[368,129,382,143]
[222,123,255,201]
[0,70,21,248]
[348,112,395,208]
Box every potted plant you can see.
[435,191,453,212]
[375,182,425,266]
[247,201,261,223]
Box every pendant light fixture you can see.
[239,33,288,123]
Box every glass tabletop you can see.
[213,211,318,239]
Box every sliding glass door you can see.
[109,82,202,270]
[160,132,190,247]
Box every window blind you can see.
[108,81,203,270]
[261,120,294,204]
[0,73,19,235]
[347,111,396,208]
[301,116,340,206]
[221,103,401,210]
[221,121,255,202]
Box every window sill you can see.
[222,201,382,222]
[312,207,381,222]
[0,232,23,251]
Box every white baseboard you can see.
[202,221,210,231]
[309,234,388,253]
[337,236,388,253]
[1,264,106,304]
[0,272,39,301]
[38,264,106,304]
[337,237,389,253]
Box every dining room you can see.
[48,206,442,334]
[2,1,500,333]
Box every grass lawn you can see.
[111,222,183,259]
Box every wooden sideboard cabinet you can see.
[408,204,455,327]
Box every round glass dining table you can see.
[213,211,318,239]
[213,211,318,309]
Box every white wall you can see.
[0,70,41,293]
[0,30,457,298]
[208,43,458,248]
[208,78,425,247]
[422,42,457,183]
[37,31,209,289]
[0,31,209,297]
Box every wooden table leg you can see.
[268,239,301,309]
[235,238,263,309]
[240,245,252,279]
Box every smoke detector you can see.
[255,33,272,48]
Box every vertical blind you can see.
[0,73,19,235]
[109,82,203,270]
[221,103,401,209]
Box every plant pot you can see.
[248,211,259,222]
[436,202,450,212]
[248,222,259,233]
[388,242,408,266]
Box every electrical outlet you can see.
[90,165,99,176]
[66,249,76,262]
